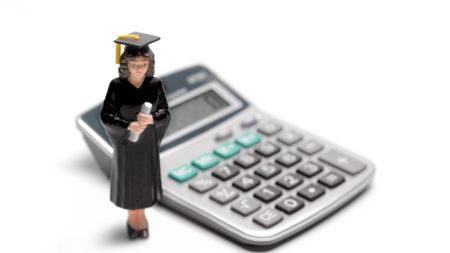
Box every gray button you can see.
[231,197,261,216]
[232,175,261,192]
[258,122,282,136]
[297,161,323,178]
[255,142,281,157]
[215,128,233,141]
[318,172,345,188]
[319,149,366,175]
[297,183,325,201]
[276,173,303,190]
[276,152,302,167]
[276,196,305,214]
[254,185,282,203]
[234,153,261,169]
[253,208,284,228]
[210,186,239,205]
[212,164,240,181]
[254,163,282,179]
[189,176,218,193]
[276,130,303,145]
[297,139,323,155]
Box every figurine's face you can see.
[128,56,149,78]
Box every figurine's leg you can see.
[128,209,148,230]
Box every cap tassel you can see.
[115,34,141,64]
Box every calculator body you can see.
[76,65,375,248]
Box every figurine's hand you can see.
[127,121,146,134]
[137,113,154,126]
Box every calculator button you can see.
[276,196,305,214]
[276,173,304,190]
[319,150,367,175]
[215,128,233,141]
[213,141,241,159]
[210,186,239,205]
[254,142,281,157]
[168,164,198,183]
[297,161,323,178]
[297,184,325,201]
[275,152,302,167]
[254,185,282,203]
[318,172,345,188]
[257,122,282,136]
[253,208,284,228]
[276,130,303,145]
[189,176,218,193]
[212,164,240,181]
[235,130,261,148]
[191,153,220,171]
[254,163,282,179]
[240,115,258,128]
[297,139,324,155]
[231,197,262,216]
[234,153,261,169]
[232,175,261,192]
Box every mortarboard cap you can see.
[114,32,160,64]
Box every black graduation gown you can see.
[100,76,171,210]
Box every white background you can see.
[0,0,449,252]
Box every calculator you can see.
[76,65,375,248]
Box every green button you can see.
[168,164,198,183]
[235,130,261,148]
[192,153,221,170]
[213,141,241,159]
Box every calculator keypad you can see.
[167,117,370,231]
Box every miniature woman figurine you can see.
[100,33,171,239]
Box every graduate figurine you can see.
[100,32,171,239]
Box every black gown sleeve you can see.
[100,80,131,145]
[151,78,171,146]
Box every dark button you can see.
[234,153,261,169]
[276,173,304,190]
[212,164,240,181]
[318,172,345,188]
[254,163,282,179]
[257,122,282,136]
[276,130,303,145]
[297,184,325,201]
[254,142,281,157]
[232,175,261,192]
[319,149,367,175]
[296,161,323,178]
[276,196,305,214]
[276,152,302,167]
[297,139,323,155]
[254,185,283,203]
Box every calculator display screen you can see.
[165,89,230,136]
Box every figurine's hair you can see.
[118,45,155,79]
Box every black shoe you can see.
[127,222,140,239]
[139,228,149,238]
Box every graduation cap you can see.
[114,32,160,64]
